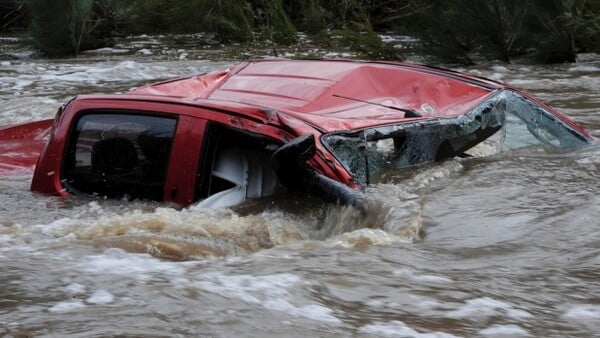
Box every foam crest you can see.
[562,304,600,321]
[78,248,187,281]
[334,228,399,248]
[312,202,390,239]
[358,320,459,338]
[188,272,341,323]
[478,324,531,337]
[0,60,228,104]
[86,290,115,305]
[446,297,529,321]
[48,300,86,313]
[392,268,453,284]
[33,204,311,259]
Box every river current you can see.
[1,38,599,337]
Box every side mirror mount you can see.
[272,134,367,212]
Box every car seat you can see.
[200,148,278,209]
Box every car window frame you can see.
[60,110,180,201]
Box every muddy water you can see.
[1,46,599,337]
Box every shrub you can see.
[185,0,254,42]
[28,0,114,56]
[402,0,532,64]
[338,25,401,60]
[255,0,297,45]
[1,0,30,32]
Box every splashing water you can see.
[1,43,599,337]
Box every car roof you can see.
[124,59,503,132]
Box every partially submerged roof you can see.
[128,59,503,132]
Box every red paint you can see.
[0,59,592,205]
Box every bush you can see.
[28,0,114,56]
[28,0,72,56]
[292,0,328,35]
[1,0,30,32]
[18,0,598,62]
[529,0,579,62]
[112,0,172,34]
[181,0,254,42]
[402,0,532,64]
[255,0,297,45]
[401,0,599,64]
[338,25,401,60]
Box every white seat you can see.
[199,148,278,209]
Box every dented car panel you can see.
[322,89,591,184]
[0,59,594,207]
[0,119,53,173]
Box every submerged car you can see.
[0,59,595,208]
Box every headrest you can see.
[91,137,138,174]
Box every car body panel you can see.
[0,59,594,207]
[0,119,52,173]
[130,60,501,132]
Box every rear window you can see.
[62,112,177,201]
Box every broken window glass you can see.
[322,89,590,184]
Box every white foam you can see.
[506,308,534,319]
[1,60,219,106]
[568,65,600,72]
[36,217,78,237]
[65,283,86,295]
[190,272,340,323]
[193,272,300,303]
[446,297,513,319]
[562,304,600,321]
[359,320,459,338]
[263,299,340,323]
[416,299,442,310]
[508,79,542,87]
[78,248,187,282]
[479,324,530,337]
[491,65,509,73]
[137,49,154,56]
[48,300,86,313]
[324,52,342,58]
[335,229,398,248]
[86,289,115,305]
[488,73,505,81]
[392,268,453,284]
[379,35,399,43]
[84,47,130,55]
[13,79,33,91]
[0,234,13,243]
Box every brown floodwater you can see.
[1,40,599,337]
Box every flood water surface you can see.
[1,47,599,337]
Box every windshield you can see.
[322,89,590,184]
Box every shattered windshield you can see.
[322,89,590,184]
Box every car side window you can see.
[62,112,177,201]
[195,123,282,208]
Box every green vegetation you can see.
[1,0,598,63]
[405,0,600,64]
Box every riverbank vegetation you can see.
[1,0,599,64]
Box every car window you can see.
[322,89,590,184]
[62,112,177,201]
[496,91,587,149]
[195,123,281,208]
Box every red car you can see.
[0,59,594,208]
